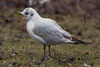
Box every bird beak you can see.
[16,11,25,20]
[17,11,21,14]
[16,11,23,15]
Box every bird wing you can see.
[52,20,91,44]
[32,19,73,44]
[32,18,90,45]
[51,19,72,37]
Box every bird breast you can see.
[26,21,47,44]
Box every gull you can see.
[28,0,50,7]
[39,0,50,5]
[19,7,90,57]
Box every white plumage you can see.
[19,7,88,57]
[20,7,73,45]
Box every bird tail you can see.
[71,37,91,45]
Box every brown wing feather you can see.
[62,34,72,40]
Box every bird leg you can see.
[44,45,46,57]
[42,45,51,61]
[48,45,51,57]
[41,45,51,62]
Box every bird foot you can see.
[34,56,52,65]
[41,56,51,61]
[33,57,49,65]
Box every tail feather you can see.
[72,37,91,45]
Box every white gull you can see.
[19,7,89,57]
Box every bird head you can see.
[18,7,40,21]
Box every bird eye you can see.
[31,14,33,16]
[25,12,28,15]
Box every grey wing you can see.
[33,21,73,44]
[52,20,72,37]
[33,26,63,44]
